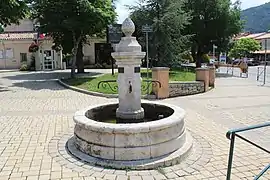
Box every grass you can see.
[62,68,195,94]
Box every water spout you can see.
[129,81,132,93]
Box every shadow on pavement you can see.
[2,71,102,81]
[0,86,10,92]
[10,81,65,91]
[2,71,103,91]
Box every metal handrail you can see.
[226,122,270,180]
[257,67,265,81]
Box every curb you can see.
[0,70,19,73]
[58,78,157,99]
[57,79,118,98]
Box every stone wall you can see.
[169,81,205,97]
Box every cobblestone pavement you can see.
[0,71,269,180]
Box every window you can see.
[6,48,14,59]
[0,50,3,59]
[20,53,27,62]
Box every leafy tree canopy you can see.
[228,38,261,58]
[29,0,116,77]
[0,0,29,26]
[129,0,192,67]
[183,0,243,67]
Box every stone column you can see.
[111,18,146,121]
[196,68,209,92]
[152,67,170,99]
[34,52,41,70]
[208,66,216,87]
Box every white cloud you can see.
[115,0,270,23]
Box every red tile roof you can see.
[0,32,52,41]
[254,33,270,40]
[0,32,36,40]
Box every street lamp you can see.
[0,24,6,69]
[263,38,267,85]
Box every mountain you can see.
[241,2,270,33]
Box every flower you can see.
[28,41,39,53]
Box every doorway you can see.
[43,50,53,70]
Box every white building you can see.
[0,19,105,70]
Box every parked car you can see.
[247,59,260,66]
[233,59,241,65]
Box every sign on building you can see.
[107,24,123,44]
[142,25,153,33]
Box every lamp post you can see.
[263,38,267,85]
[0,25,6,69]
[34,23,41,70]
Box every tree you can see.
[183,0,243,67]
[0,0,29,27]
[228,38,261,58]
[129,0,192,67]
[30,0,116,77]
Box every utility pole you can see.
[263,38,267,85]
[142,24,153,95]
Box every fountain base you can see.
[116,107,144,121]
[67,131,193,170]
[73,101,193,166]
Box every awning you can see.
[253,50,270,54]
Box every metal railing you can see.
[226,122,270,180]
[257,67,265,81]
[97,80,161,94]
[226,65,234,76]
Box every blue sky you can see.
[115,0,270,23]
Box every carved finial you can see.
[121,18,135,37]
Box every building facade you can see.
[0,19,63,70]
[235,32,270,61]
[0,19,106,70]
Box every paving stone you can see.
[103,174,117,180]
[0,70,270,180]
[116,175,129,180]
[129,175,142,180]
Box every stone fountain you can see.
[71,18,193,169]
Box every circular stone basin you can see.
[73,102,192,162]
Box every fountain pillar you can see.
[111,18,146,121]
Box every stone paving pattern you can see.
[0,70,269,180]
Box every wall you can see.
[4,19,34,32]
[83,38,106,65]
[0,40,33,69]
[169,81,205,97]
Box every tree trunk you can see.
[71,32,82,78]
[196,46,202,68]
[71,48,78,78]
[191,43,197,63]
[76,41,84,73]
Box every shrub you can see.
[181,53,194,63]
[28,43,39,53]
[19,64,29,71]
[201,54,210,63]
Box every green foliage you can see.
[19,64,29,71]
[183,0,243,67]
[29,0,116,77]
[0,0,29,26]
[228,38,261,58]
[201,54,210,63]
[63,69,195,94]
[241,2,270,33]
[129,0,192,67]
[181,53,194,63]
